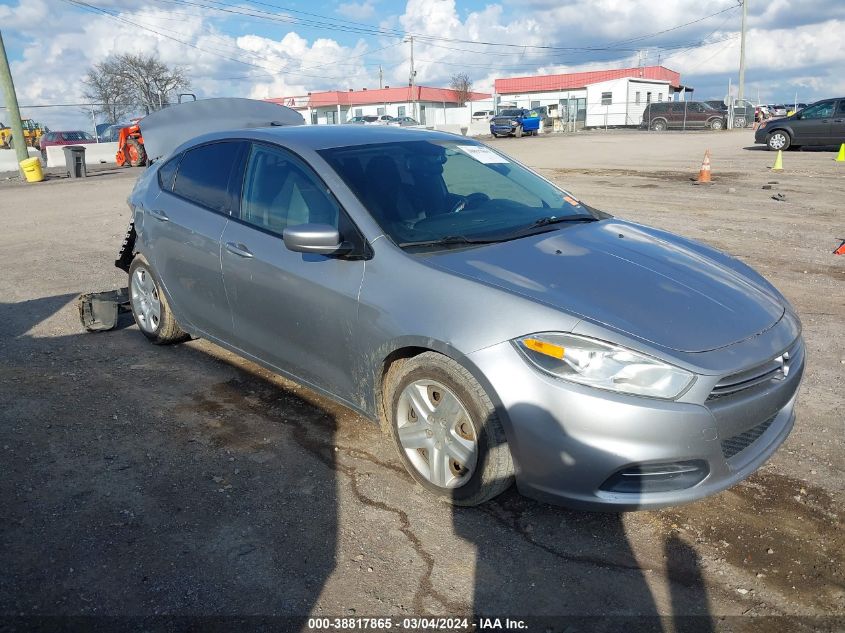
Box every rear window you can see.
[172,141,246,214]
[157,154,181,192]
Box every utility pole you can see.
[378,65,383,90]
[738,0,748,101]
[0,30,29,171]
[407,35,416,120]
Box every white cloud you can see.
[337,1,377,20]
[0,0,842,130]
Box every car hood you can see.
[424,220,784,353]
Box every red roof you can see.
[495,66,681,94]
[268,85,491,109]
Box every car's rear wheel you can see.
[128,256,189,345]
[384,352,514,506]
[650,119,667,131]
[767,130,791,151]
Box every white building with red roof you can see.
[267,85,491,127]
[493,65,691,129]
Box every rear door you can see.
[220,141,366,400]
[831,100,845,145]
[145,140,248,340]
[791,100,834,144]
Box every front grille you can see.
[721,415,777,459]
[708,340,801,401]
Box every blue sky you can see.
[1,0,843,129]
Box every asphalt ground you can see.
[0,129,842,632]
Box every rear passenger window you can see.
[157,155,180,192]
[836,101,845,116]
[172,141,245,214]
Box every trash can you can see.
[20,156,44,183]
[63,145,88,179]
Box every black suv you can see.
[641,102,726,131]
[754,98,845,150]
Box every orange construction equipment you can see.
[696,149,712,183]
[115,121,147,167]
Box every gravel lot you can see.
[0,130,842,631]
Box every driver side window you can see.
[801,102,834,119]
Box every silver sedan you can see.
[122,123,803,510]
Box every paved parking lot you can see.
[0,130,842,630]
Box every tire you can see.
[709,118,724,130]
[650,119,667,131]
[515,125,523,138]
[126,137,147,167]
[733,116,747,128]
[384,352,514,506]
[128,256,189,345]
[767,130,791,151]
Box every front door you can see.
[791,100,834,144]
[220,142,366,401]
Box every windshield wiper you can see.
[398,235,501,248]
[525,215,597,229]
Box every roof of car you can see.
[196,124,465,152]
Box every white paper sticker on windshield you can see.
[457,145,509,164]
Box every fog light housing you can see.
[600,460,709,494]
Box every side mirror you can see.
[283,223,351,256]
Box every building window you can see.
[377,107,385,116]
[635,92,641,104]
[354,108,363,117]
[398,105,406,117]
[601,92,612,105]
[646,92,652,103]
[326,110,337,124]
[311,111,318,125]
[657,93,663,102]
[530,100,540,109]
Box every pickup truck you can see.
[490,108,541,137]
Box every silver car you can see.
[122,123,803,510]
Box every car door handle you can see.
[225,242,253,258]
[148,208,169,222]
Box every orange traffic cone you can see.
[834,240,845,256]
[696,149,712,183]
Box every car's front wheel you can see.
[128,256,189,345]
[709,118,725,130]
[514,125,523,138]
[767,130,791,151]
[384,352,514,506]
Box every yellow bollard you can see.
[836,143,845,162]
[20,156,44,183]
[771,149,783,171]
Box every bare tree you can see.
[449,72,473,106]
[83,53,190,122]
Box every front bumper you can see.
[490,124,516,135]
[467,336,804,511]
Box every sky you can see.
[1,0,843,131]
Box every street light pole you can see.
[0,30,29,171]
[738,0,748,101]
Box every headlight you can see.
[514,333,694,400]
[510,120,518,126]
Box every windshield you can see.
[319,140,597,247]
[498,109,524,117]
